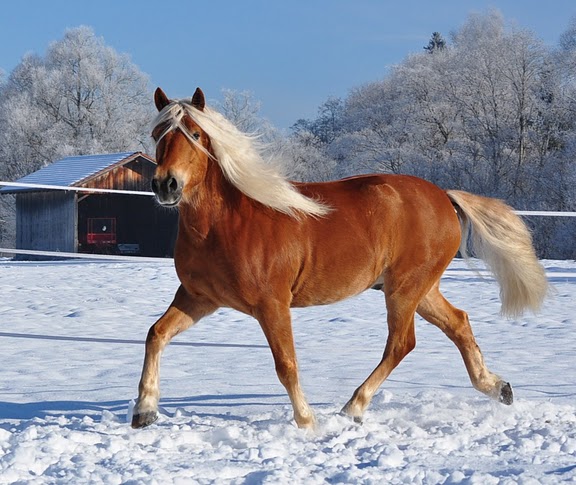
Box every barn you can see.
[0,152,178,258]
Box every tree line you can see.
[0,13,574,258]
[288,11,576,258]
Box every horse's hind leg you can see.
[132,285,217,429]
[341,291,418,422]
[416,283,513,404]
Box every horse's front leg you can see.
[132,285,217,429]
[255,301,315,429]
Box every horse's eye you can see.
[192,132,201,141]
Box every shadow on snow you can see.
[0,331,267,349]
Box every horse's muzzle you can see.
[151,175,182,207]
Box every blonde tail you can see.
[446,190,548,317]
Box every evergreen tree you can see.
[424,32,446,53]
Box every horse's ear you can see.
[191,87,205,111]
[154,87,170,111]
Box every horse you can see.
[131,87,548,429]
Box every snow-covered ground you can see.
[0,258,574,484]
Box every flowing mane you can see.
[152,99,330,217]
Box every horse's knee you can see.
[145,325,157,343]
[144,325,165,353]
[145,318,180,352]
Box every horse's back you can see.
[301,173,461,250]
[301,173,455,217]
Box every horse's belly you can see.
[291,286,371,307]
[290,257,380,307]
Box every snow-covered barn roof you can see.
[0,152,155,194]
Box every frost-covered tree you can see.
[559,16,576,53]
[295,10,576,257]
[214,89,264,135]
[282,129,337,182]
[289,97,345,178]
[0,26,154,181]
[292,96,344,147]
[448,16,549,199]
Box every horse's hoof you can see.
[339,412,363,425]
[339,407,364,425]
[131,411,158,429]
[499,382,513,405]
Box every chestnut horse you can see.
[132,87,548,429]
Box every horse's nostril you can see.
[151,175,181,204]
[168,177,178,192]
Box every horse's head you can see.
[151,87,211,207]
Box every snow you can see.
[0,258,575,484]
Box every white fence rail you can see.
[515,210,576,217]
[1,180,574,261]
[0,247,168,262]
[0,181,154,196]
[1,180,575,216]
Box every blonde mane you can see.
[152,100,330,217]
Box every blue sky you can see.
[1,0,575,128]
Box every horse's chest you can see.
[173,245,257,310]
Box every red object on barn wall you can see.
[87,217,117,245]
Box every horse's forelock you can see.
[152,101,213,158]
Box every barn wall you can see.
[16,192,77,252]
[83,158,157,192]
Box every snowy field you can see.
[0,257,574,484]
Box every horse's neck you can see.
[178,162,242,241]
